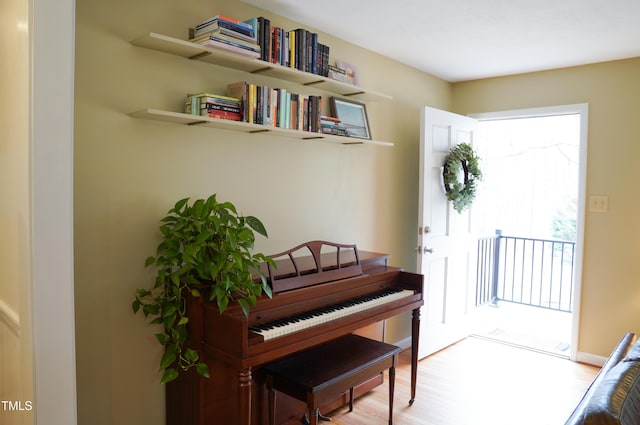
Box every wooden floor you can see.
[323,337,599,425]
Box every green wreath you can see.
[442,143,482,213]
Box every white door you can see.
[417,107,479,359]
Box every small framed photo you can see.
[335,60,360,86]
[329,97,371,140]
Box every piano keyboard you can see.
[249,288,414,341]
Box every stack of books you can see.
[188,15,260,59]
[320,116,347,136]
[227,81,322,132]
[184,93,242,121]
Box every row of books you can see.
[187,14,331,77]
[254,18,330,77]
[188,15,260,59]
[227,82,323,132]
[184,85,325,133]
[184,93,242,121]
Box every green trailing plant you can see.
[442,143,483,213]
[132,195,274,383]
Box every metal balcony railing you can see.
[476,230,575,312]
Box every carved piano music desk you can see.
[166,241,424,425]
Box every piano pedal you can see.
[302,410,332,424]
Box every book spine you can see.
[284,92,291,129]
[298,95,306,130]
[255,18,264,59]
[198,97,241,106]
[196,15,252,30]
[208,35,260,53]
[309,96,321,132]
[303,96,309,131]
[201,39,260,58]
[248,83,256,124]
[319,44,330,77]
[325,45,331,77]
[302,29,308,72]
[305,31,312,73]
[288,30,295,68]
[262,86,269,126]
[261,18,271,62]
[283,30,289,67]
[310,32,318,75]
[270,88,277,127]
[289,93,298,130]
[203,110,242,121]
[196,19,255,38]
[272,28,278,64]
[201,103,241,113]
[200,31,259,47]
[294,29,305,72]
[226,82,248,122]
[189,95,200,115]
[278,89,286,128]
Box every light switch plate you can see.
[589,195,609,213]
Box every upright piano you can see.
[166,241,424,425]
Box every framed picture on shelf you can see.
[335,60,360,86]
[330,97,371,140]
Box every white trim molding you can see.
[31,0,78,422]
[393,336,413,350]
[576,351,608,368]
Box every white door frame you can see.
[469,103,589,362]
[32,0,77,422]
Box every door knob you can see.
[424,247,434,254]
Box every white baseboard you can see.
[392,336,413,350]
[576,351,608,367]
[0,299,20,336]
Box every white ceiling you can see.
[241,0,640,82]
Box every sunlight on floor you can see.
[471,301,573,357]
[327,337,598,425]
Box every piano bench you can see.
[263,334,402,425]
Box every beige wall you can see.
[452,58,640,357]
[0,0,34,423]
[74,0,450,423]
[75,0,640,421]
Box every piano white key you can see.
[252,289,414,341]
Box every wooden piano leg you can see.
[389,356,396,425]
[409,308,421,405]
[238,367,252,425]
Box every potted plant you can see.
[132,194,274,383]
